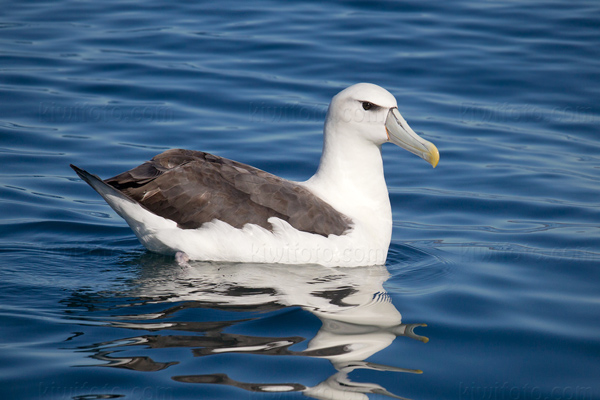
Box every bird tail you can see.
[70,164,178,254]
[70,164,140,218]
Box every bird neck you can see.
[304,130,393,245]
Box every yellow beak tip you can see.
[428,146,440,168]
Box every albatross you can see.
[71,83,439,267]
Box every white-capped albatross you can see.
[71,83,439,267]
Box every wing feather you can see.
[104,149,352,236]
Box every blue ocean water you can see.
[1,1,599,399]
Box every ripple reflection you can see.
[66,260,428,400]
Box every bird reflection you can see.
[67,258,428,400]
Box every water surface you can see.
[1,1,599,399]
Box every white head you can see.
[325,83,439,167]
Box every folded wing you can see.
[103,149,352,237]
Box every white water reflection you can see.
[72,260,428,400]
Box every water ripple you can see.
[2,0,599,398]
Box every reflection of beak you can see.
[385,108,439,168]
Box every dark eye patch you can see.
[361,101,382,111]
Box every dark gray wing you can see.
[101,149,352,236]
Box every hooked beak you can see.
[385,108,439,168]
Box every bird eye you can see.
[362,102,373,111]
